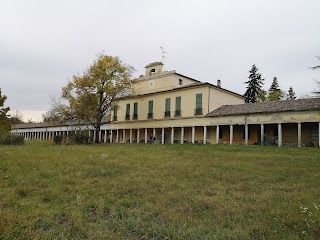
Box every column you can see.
[137,129,140,143]
[145,128,148,144]
[110,130,113,143]
[297,123,301,147]
[123,129,126,143]
[278,123,282,147]
[104,130,107,143]
[230,125,233,145]
[130,129,132,143]
[99,130,102,142]
[180,127,184,144]
[161,128,165,144]
[93,131,96,142]
[116,129,119,143]
[245,124,248,146]
[171,127,174,144]
[203,126,207,144]
[192,126,195,144]
[260,124,264,146]
[216,125,220,144]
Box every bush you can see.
[53,135,63,145]
[0,134,24,145]
[64,131,92,145]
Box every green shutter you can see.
[176,96,181,111]
[165,98,170,112]
[133,102,138,115]
[196,93,202,109]
[113,106,117,117]
[126,103,130,115]
[148,100,153,113]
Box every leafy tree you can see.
[286,86,297,100]
[0,89,11,134]
[244,64,265,103]
[256,89,267,102]
[55,53,134,143]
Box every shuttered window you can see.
[196,93,202,109]
[176,96,181,111]
[125,103,130,120]
[165,98,170,112]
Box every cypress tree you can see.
[244,64,264,103]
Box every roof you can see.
[207,98,320,117]
[145,62,163,68]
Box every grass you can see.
[0,142,319,239]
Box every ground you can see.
[0,142,319,239]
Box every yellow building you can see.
[11,62,320,147]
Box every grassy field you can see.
[0,142,319,239]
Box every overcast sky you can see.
[1,0,320,122]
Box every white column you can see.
[104,130,107,143]
[130,129,132,143]
[145,128,148,144]
[161,128,165,144]
[153,128,156,138]
[171,127,174,144]
[203,126,207,144]
[230,125,233,145]
[110,130,113,143]
[192,126,195,144]
[137,129,140,143]
[99,130,102,142]
[116,129,119,143]
[260,124,264,146]
[297,123,301,147]
[245,124,248,146]
[216,125,219,144]
[278,123,282,147]
[123,129,126,143]
[180,127,184,144]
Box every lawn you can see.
[0,142,319,239]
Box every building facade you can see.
[11,62,320,147]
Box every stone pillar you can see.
[297,123,301,147]
[93,131,96,142]
[278,123,282,147]
[180,127,184,144]
[216,125,219,144]
[260,124,264,146]
[171,127,174,144]
[203,126,207,144]
[99,130,102,142]
[230,125,233,145]
[104,130,107,143]
[192,126,195,144]
[130,129,133,143]
[145,128,148,144]
[137,129,140,143]
[110,130,113,143]
[245,124,248,146]
[161,128,165,144]
[153,128,156,138]
[123,129,126,143]
[116,129,119,143]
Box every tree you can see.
[256,89,267,102]
[244,64,265,103]
[0,89,11,134]
[286,86,297,100]
[56,53,134,143]
[311,56,320,96]
[267,77,284,101]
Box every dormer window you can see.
[179,79,183,85]
[150,68,156,75]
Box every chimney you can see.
[217,79,221,88]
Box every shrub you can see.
[53,135,63,145]
[0,134,24,145]
[66,131,92,145]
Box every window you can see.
[150,69,156,75]
[113,106,118,121]
[175,96,181,117]
[179,79,183,85]
[133,102,138,120]
[195,93,203,115]
[165,98,171,117]
[148,100,153,119]
[125,103,130,120]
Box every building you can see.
[11,62,320,147]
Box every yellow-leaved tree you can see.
[57,53,134,143]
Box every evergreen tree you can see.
[244,64,264,103]
[268,76,283,101]
[0,88,11,134]
[286,86,297,100]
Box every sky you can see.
[1,0,320,122]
